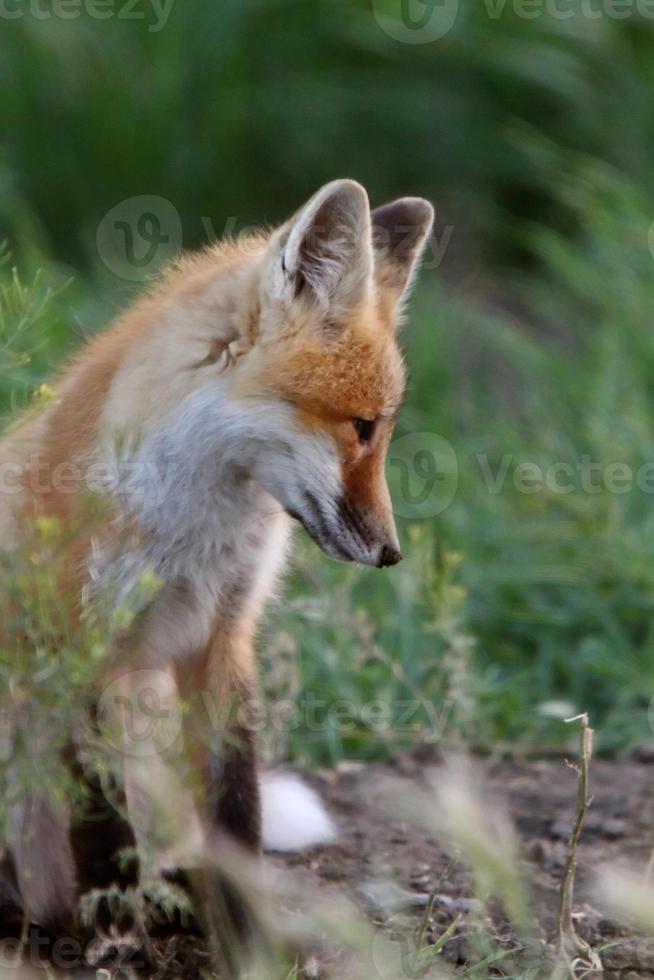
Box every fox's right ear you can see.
[265,179,373,321]
[371,197,434,310]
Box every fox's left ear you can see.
[371,198,434,308]
[270,179,373,319]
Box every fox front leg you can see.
[173,636,264,966]
[67,750,156,975]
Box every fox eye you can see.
[353,417,376,443]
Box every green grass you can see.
[258,160,654,761]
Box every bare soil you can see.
[13,752,654,978]
[153,750,654,979]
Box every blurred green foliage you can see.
[3,3,654,758]
[262,161,654,759]
[2,0,654,269]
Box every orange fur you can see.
[0,181,434,937]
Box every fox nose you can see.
[378,543,402,568]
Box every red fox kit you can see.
[0,180,433,963]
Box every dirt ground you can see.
[11,751,654,979]
[146,749,654,979]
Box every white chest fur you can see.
[96,384,294,662]
[137,507,291,665]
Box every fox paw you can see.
[79,887,155,977]
[86,933,156,977]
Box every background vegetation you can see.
[3,0,654,762]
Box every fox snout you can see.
[286,486,401,568]
[335,496,402,568]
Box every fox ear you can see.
[371,198,434,308]
[276,179,373,317]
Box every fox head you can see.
[225,180,433,568]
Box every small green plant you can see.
[0,509,162,827]
[262,527,477,767]
[0,253,71,421]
